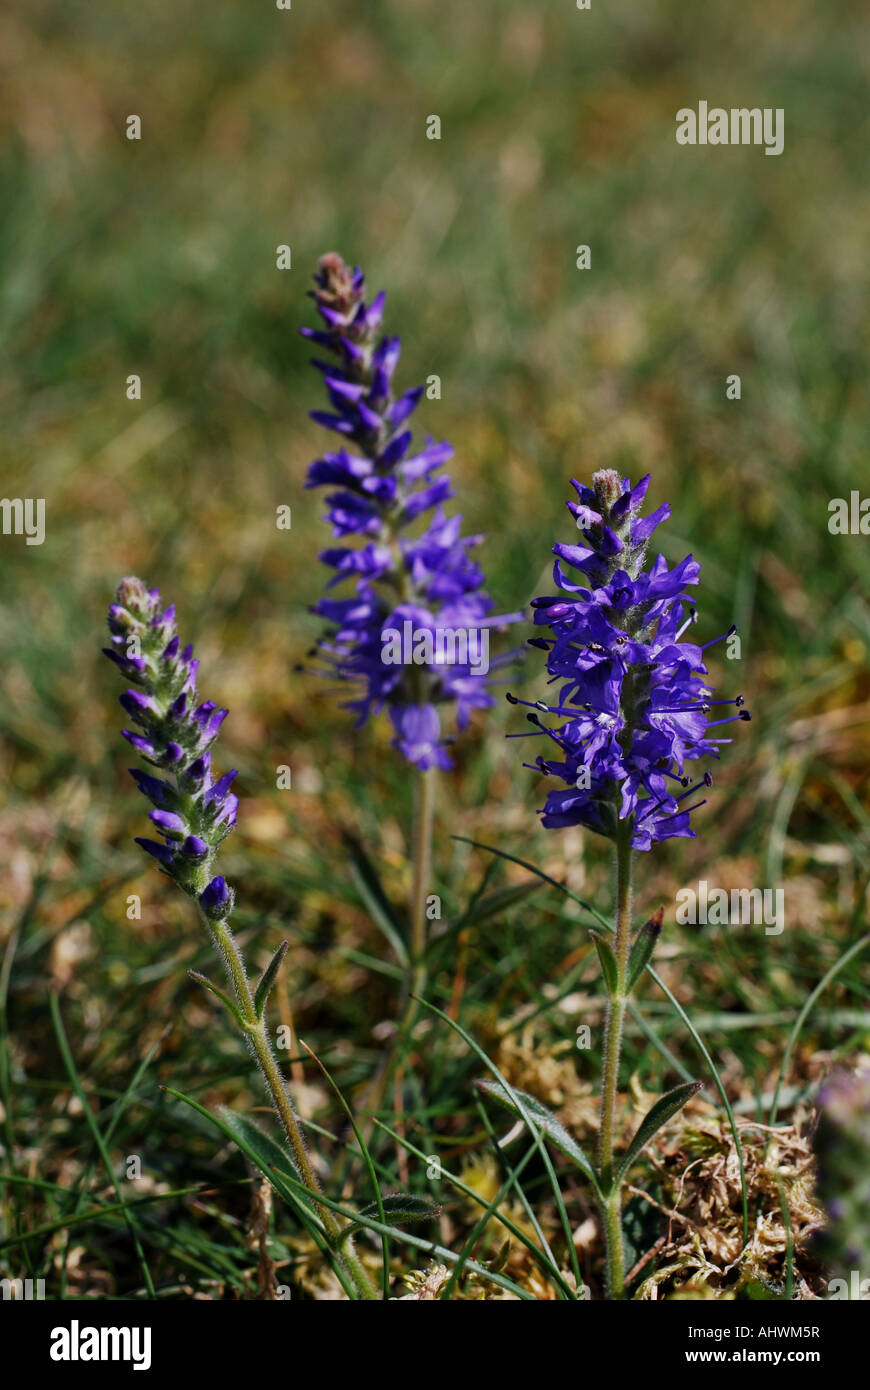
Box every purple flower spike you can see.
[105,577,238,908]
[515,471,749,851]
[302,252,523,769]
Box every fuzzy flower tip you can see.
[302,252,522,771]
[104,577,237,917]
[512,470,749,851]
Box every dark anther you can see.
[535,700,550,712]
[727,623,737,637]
[703,771,714,787]
[739,710,751,721]
[505,692,518,704]
[735,694,745,706]
[527,713,542,727]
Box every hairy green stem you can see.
[598,827,633,1299]
[409,765,437,999]
[203,911,379,1300]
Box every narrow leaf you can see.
[457,879,545,929]
[188,969,245,1026]
[299,1038,391,1298]
[476,1078,598,1186]
[614,1081,704,1186]
[589,930,618,994]
[218,1107,304,1190]
[626,908,663,993]
[339,1192,441,1244]
[254,939,289,1020]
[343,831,409,966]
[454,841,750,1242]
[450,835,612,930]
[486,1239,511,1274]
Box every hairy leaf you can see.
[477,1078,598,1187]
[614,1081,703,1186]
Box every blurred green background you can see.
[1,0,869,1298]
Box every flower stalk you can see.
[513,469,749,1297]
[409,765,437,996]
[597,826,633,1297]
[103,577,378,1300]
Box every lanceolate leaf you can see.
[339,1193,441,1244]
[613,1081,704,1186]
[476,1079,599,1189]
[216,1107,307,1209]
[254,939,289,1020]
[589,930,618,994]
[626,908,664,994]
[188,969,245,1026]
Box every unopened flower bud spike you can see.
[103,576,378,1301]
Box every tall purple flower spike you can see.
[302,252,522,770]
[104,577,236,917]
[512,470,749,851]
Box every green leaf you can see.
[215,1107,309,1212]
[450,835,611,930]
[299,1038,392,1298]
[342,831,409,967]
[339,1192,441,1244]
[626,909,663,993]
[457,879,545,929]
[476,1078,599,1187]
[485,1238,511,1274]
[161,1087,358,1298]
[454,841,750,1243]
[188,969,245,1026]
[589,930,618,994]
[254,939,289,1020]
[613,1081,704,1187]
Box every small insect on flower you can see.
[302,252,522,769]
[512,470,749,849]
[103,577,237,916]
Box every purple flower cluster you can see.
[302,253,520,770]
[104,577,235,919]
[513,470,749,851]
